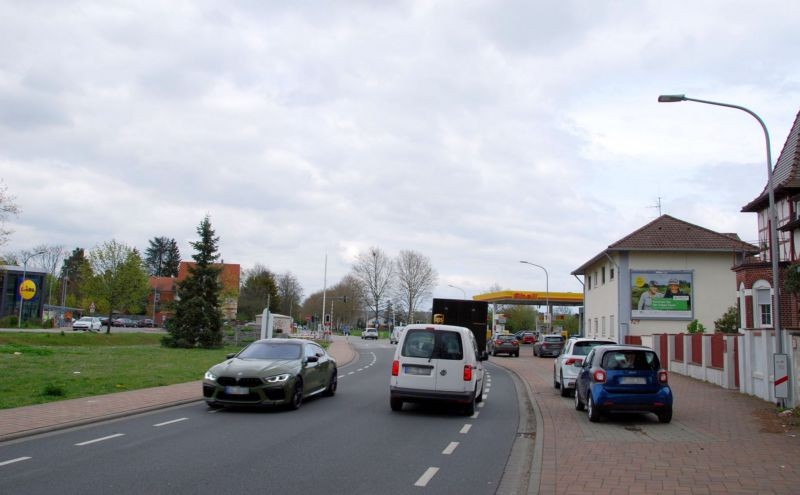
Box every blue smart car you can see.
[574,344,673,423]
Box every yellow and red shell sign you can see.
[19,279,37,300]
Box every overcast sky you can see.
[2,1,799,305]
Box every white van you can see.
[389,324,487,415]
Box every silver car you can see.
[553,338,616,397]
[72,316,102,331]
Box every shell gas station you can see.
[472,290,584,335]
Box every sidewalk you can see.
[492,349,800,495]
[0,335,356,443]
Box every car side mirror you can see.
[307,355,319,363]
[226,353,236,359]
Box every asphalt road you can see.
[0,338,521,495]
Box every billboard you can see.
[631,271,693,319]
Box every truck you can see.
[431,298,489,353]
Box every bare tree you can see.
[276,271,304,319]
[351,247,394,327]
[394,250,437,326]
[0,181,19,247]
[34,244,65,307]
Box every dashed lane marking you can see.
[414,467,439,487]
[348,372,355,375]
[0,457,31,467]
[478,402,486,408]
[442,442,459,455]
[153,417,189,427]
[75,433,125,446]
[460,424,472,434]
[471,412,480,419]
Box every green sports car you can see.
[203,338,337,410]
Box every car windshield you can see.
[572,341,614,356]
[402,329,463,360]
[602,350,659,371]
[544,336,562,343]
[498,336,515,341]
[78,317,92,322]
[237,342,302,360]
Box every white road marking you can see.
[348,372,355,375]
[414,467,440,487]
[153,417,188,427]
[75,433,125,446]
[471,411,480,419]
[207,409,221,414]
[338,375,344,379]
[478,402,486,408]
[442,442,459,455]
[0,457,31,467]
[357,368,363,372]
[483,394,488,400]
[460,424,472,434]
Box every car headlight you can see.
[204,370,217,381]
[266,374,290,383]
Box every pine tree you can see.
[145,237,181,277]
[164,216,223,348]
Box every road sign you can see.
[774,353,789,399]
[19,279,36,300]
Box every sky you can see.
[1,0,799,305]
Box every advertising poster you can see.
[631,271,693,319]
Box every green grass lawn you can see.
[0,332,242,410]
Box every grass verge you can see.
[0,332,241,410]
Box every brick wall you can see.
[734,261,798,329]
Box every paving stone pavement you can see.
[492,347,800,495]
[0,335,356,442]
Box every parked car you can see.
[203,338,337,410]
[487,334,519,357]
[520,332,536,344]
[72,316,102,332]
[574,344,673,423]
[390,323,488,415]
[112,317,136,327]
[390,326,405,344]
[137,318,154,328]
[533,334,565,357]
[553,338,616,397]
[362,327,378,340]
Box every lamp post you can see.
[520,261,550,332]
[448,284,467,299]
[18,250,46,328]
[658,94,784,404]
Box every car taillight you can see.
[495,339,502,345]
[564,358,583,366]
[512,341,518,346]
[463,365,472,381]
[592,370,606,383]
[392,360,399,376]
[658,370,668,384]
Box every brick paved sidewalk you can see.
[0,335,356,443]
[493,351,800,495]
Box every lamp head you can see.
[658,94,686,103]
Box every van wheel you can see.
[463,398,475,416]
[390,397,403,411]
[476,382,484,403]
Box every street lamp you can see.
[18,250,46,328]
[658,93,784,403]
[448,284,467,299]
[520,261,550,332]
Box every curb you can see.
[493,362,544,495]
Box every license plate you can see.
[620,377,646,385]
[404,365,432,376]
[224,386,250,395]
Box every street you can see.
[0,339,521,495]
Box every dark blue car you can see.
[574,345,673,423]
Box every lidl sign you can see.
[19,279,37,300]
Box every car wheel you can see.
[574,387,584,411]
[289,379,303,410]
[554,368,560,389]
[390,397,403,411]
[463,397,476,416]
[515,352,519,357]
[323,369,337,397]
[658,406,673,424]
[560,373,570,397]
[533,347,537,357]
[587,394,601,422]
[476,380,484,403]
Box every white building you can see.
[571,215,758,343]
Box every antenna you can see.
[647,197,662,216]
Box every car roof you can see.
[404,323,471,332]
[253,338,310,345]
[568,338,617,343]
[593,344,655,353]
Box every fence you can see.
[640,333,738,391]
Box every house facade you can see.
[572,215,758,343]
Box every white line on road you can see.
[478,402,486,408]
[153,417,189,427]
[471,411,480,419]
[414,467,440,487]
[338,375,344,379]
[482,393,488,400]
[75,433,125,446]
[442,442,459,455]
[0,457,31,467]
[348,372,355,375]
[460,424,472,434]
[357,368,363,371]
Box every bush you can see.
[714,306,740,333]
[687,319,706,334]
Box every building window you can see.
[601,316,606,336]
[601,267,606,284]
[594,318,598,336]
[753,280,772,328]
[610,267,615,281]
[594,271,598,288]
[587,275,592,290]
[610,315,615,340]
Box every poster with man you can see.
[631,271,693,319]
